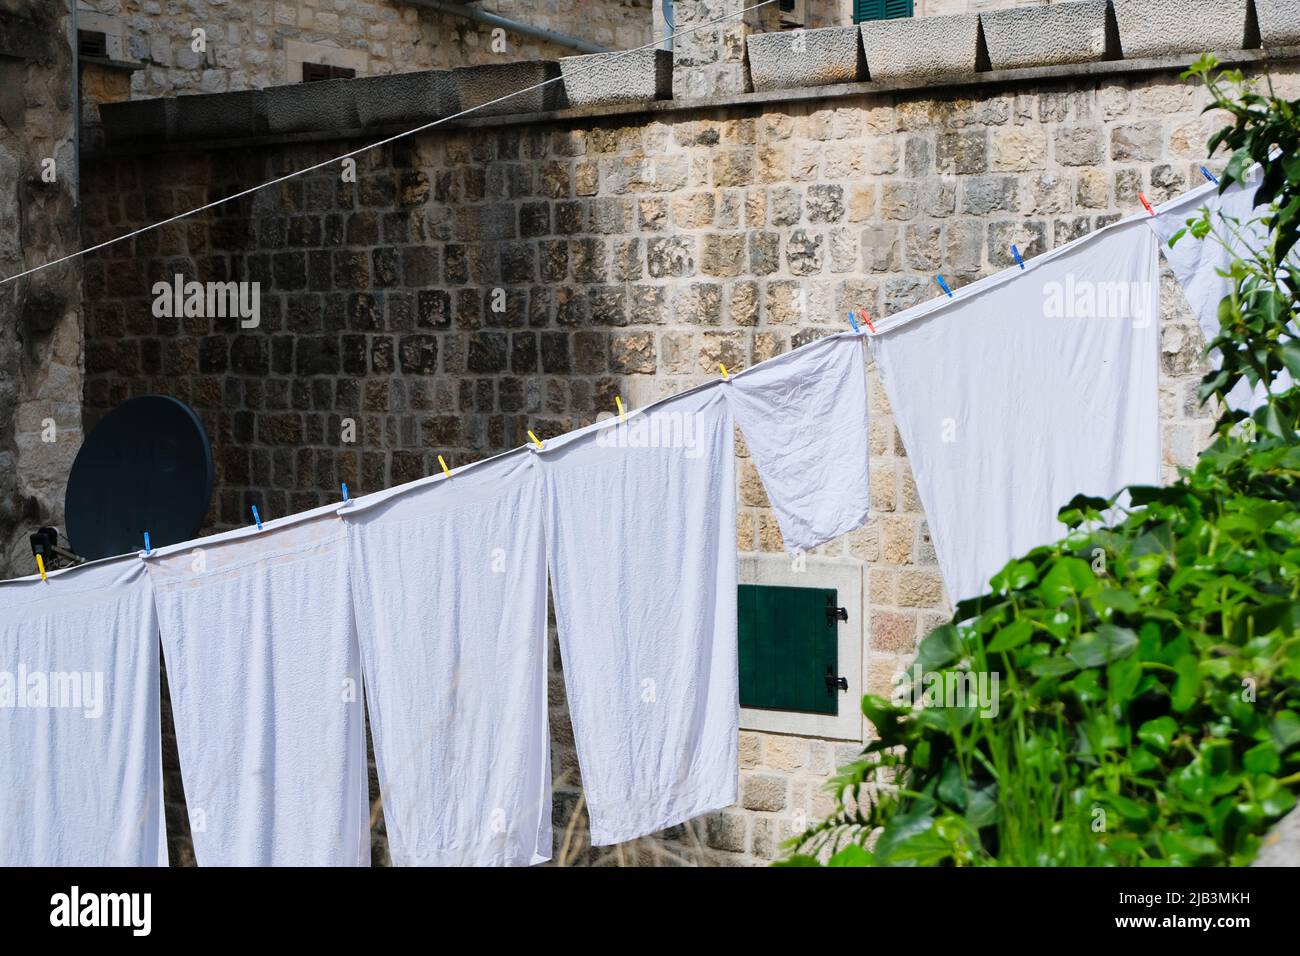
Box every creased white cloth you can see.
[872,218,1162,604]
[146,506,368,866]
[343,450,551,866]
[0,556,167,866]
[1150,172,1294,411]
[543,385,738,845]
[727,332,871,552]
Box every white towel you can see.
[0,556,167,866]
[727,333,871,551]
[872,218,1162,604]
[1150,172,1294,411]
[145,506,368,866]
[543,385,738,845]
[343,450,552,866]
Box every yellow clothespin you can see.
[615,396,625,422]
[528,430,543,450]
[719,363,730,381]
[36,554,47,583]
[438,455,451,478]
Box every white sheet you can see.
[543,385,738,845]
[872,218,1162,604]
[0,556,167,866]
[727,333,872,552]
[146,506,368,866]
[1150,173,1294,411]
[343,450,551,866]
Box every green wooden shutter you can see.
[738,584,842,715]
[854,0,913,23]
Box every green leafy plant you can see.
[781,57,1300,867]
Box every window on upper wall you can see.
[78,30,108,60]
[854,0,914,23]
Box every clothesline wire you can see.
[5,168,1232,580]
[0,0,778,287]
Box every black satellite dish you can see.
[64,395,213,561]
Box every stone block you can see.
[265,78,360,135]
[354,70,455,128]
[100,97,174,145]
[1256,0,1300,47]
[745,26,865,92]
[559,49,672,106]
[1112,0,1256,58]
[980,0,1113,71]
[171,89,266,142]
[449,61,568,118]
[860,14,985,83]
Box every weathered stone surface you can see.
[266,78,360,134]
[980,1,1112,71]
[354,70,455,128]
[100,97,175,144]
[860,14,982,83]
[449,60,568,118]
[1256,0,1300,48]
[560,49,672,107]
[1252,807,1300,866]
[746,26,865,93]
[1112,0,1254,59]
[741,773,788,812]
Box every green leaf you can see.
[1172,654,1201,712]
[1243,741,1280,774]
[1272,711,1300,752]
[1138,716,1178,754]
[1039,557,1097,608]
[826,844,874,867]
[1069,625,1139,668]
[917,624,963,671]
[987,619,1034,653]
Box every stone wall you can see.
[78,53,1300,862]
[75,0,654,103]
[0,1,84,579]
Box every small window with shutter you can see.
[78,30,108,60]
[738,584,847,716]
[853,0,913,23]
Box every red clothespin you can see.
[1139,192,1155,216]
[860,310,876,334]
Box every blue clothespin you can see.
[143,531,152,555]
[1012,244,1025,270]
[341,483,349,504]
[936,275,953,298]
[251,505,262,531]
[1201,166,1219,184]
[848,311,860,333]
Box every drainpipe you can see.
[69,0,80,188]
[404,0,612,55]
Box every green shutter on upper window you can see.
[854,0,913,22]
[737,584,841,715]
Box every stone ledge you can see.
[96,45,1300,158]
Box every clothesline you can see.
[3,171,1241,586]
[1,168,1270,867]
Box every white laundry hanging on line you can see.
[145,505,368,866]
[1149,171,1294,411]
[343,450,551,866]
[0,556,167,866]
[725,332,872,552]
[871,217,1162,605]
[543,385,737,845]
